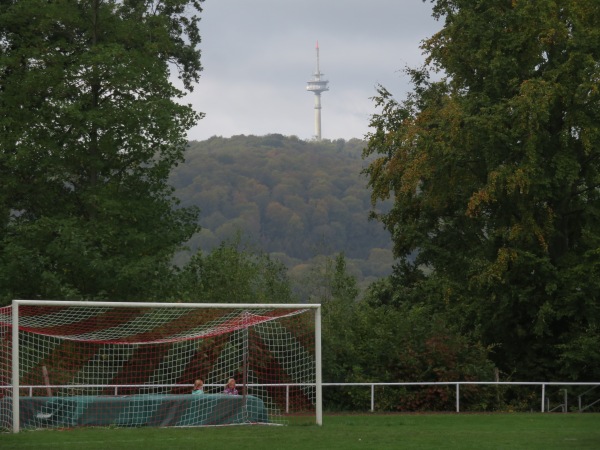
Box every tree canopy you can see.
[0,0,204,303]
[364,0,600,380]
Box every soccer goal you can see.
[0,300,322,432]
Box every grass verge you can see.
[2,413,599,449]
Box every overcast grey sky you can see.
[184,0,442,142]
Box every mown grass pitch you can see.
[2,413,599,449]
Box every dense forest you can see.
[170,135,395,293]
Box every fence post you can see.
[371,384,375,412]
[286,384,290,413]
[456,383,460,412]
[563,389,567,413]
[541,384,545,412]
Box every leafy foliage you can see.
[0,0,204,303]
[316,254,494,411]
[364,0,600,380]
[174,238,293,304]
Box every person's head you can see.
[194,379,204,389]
[226,378,236,389]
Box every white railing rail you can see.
[2,381,599,413]
[322,381,599,413]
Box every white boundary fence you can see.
[322,381,600,413]
[4,381,599,414]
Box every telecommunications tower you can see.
[306,41,329,140]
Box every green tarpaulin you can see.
[6,394,268,428]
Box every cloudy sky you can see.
[184,0,443,142]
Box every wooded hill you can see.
[170,134,394,289]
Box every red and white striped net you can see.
[0,304,316,430]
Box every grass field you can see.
[2,413,599,449]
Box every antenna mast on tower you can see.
[306,41,329,140]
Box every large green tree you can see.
[175,239,293,304]
[0,0,203,303]
[364,0,600,380]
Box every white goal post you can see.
[1,300,322,433]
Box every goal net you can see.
[0,301,322,432]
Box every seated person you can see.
[223,378,239,395]
[192,378,204,395]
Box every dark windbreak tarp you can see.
[7,394,268,428]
